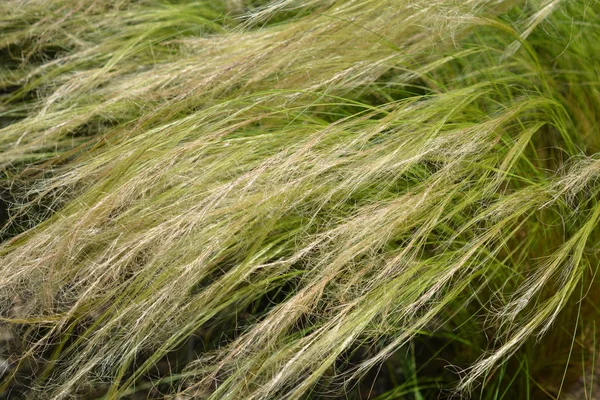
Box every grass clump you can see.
[1,0,600,398]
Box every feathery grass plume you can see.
[1,0,600,398]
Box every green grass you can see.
[0,0,599,398]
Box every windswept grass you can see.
[1,0,599,398]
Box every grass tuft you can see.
[1,0,600,398]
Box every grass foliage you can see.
[1,0,600,398]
